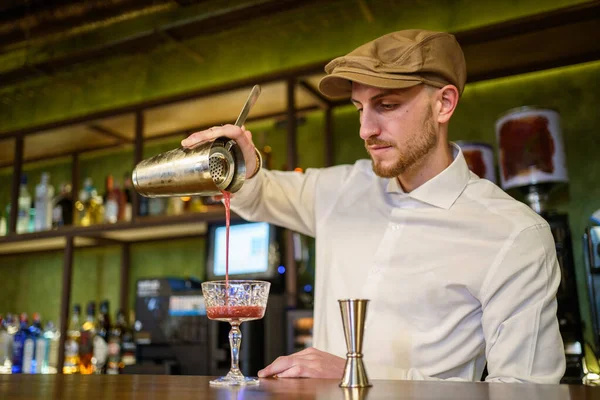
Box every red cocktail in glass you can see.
[201,280,270,386]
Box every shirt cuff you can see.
[230,168,263,207]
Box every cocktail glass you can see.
[201,280,270,386]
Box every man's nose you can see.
[359,110,380,140]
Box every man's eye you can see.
[380,103,396,110]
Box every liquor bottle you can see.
[166,197,184,216]
[75,179,92,226]
[93,301,110,374]
[11,314,31,373]
[79,302,97,374]
[1,314,16,373]
[52,183,73,228]
[43,321,59,374]
[16,175,31,234]
[106,309,124,375]
[0,316,6,374]
[63,304,81,374]
[122,172,133,221]
[120,311,136,369]
[116,182,126,222]
[103,176,119,224]
[76,179,104,226]
[30,313,45,374]
[34,173,55,232]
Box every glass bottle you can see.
[16,175,31,234]
[63,304,81,374]
[34,173,55,232]
[106,309,124,375]
[79,302,97,374]
[93,300,110,374]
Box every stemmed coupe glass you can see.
[201,280,270,386]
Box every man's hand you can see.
[181,124,258,179]
[258,347,345,379]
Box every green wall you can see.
[0,0,589,133]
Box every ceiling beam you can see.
[88,124,132,143]
[297,80,333,108]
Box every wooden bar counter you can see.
[1,374,599,399]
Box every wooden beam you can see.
[57,236,74,374]
[88,124,132,143]
[0,143,123,169]
[8,137,23,234]
[120,243,131,317]
[133,111,144,221]
[298,80,332,108]
[285,78,298,308]
[71,153,79,228]
[145,105,322,142]
[0,61,327,139]
[157,30,204,64]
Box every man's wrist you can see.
[247,147,262,179]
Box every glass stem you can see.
[229,322,242,374]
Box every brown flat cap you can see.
[319,29,467,98]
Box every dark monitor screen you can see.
[206,221,279,281]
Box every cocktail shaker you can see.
[132,137,246,197]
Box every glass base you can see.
[210,370,259,386]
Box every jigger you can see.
[338,299,372,388]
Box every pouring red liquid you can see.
[221,190,231,286]
[207,191,266,323]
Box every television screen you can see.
[207,221,278,280]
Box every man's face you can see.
[351,83,438,178]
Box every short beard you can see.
[368,107,437,178]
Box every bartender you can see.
[182,29,566,383]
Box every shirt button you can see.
[390,224,401,231]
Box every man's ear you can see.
[435,85,460,124]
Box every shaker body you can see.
[132,137,246,197]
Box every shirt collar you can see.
[385,142,471,209]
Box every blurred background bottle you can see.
[94,300,110,374]
[34,173,54,232]
[52,183,73,229]
[16,175,31,234]
[79,302,97,374]
[63,304,81,374]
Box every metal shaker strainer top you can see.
[132,137,246,197]
[208,140,237,190]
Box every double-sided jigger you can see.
[338,299,372,388]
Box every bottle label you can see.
[0,331,6,362]
[93,336,108,367]
[35,338,47,373]
[22,338,34,374]
[49,337,59,368]
[105,200,118,223]
[64,338,79,360]
[12,337,23,366]
[124,204,132,222]
[108,341,121,358]
[79,331,92,357]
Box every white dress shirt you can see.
[229,143,566,383]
